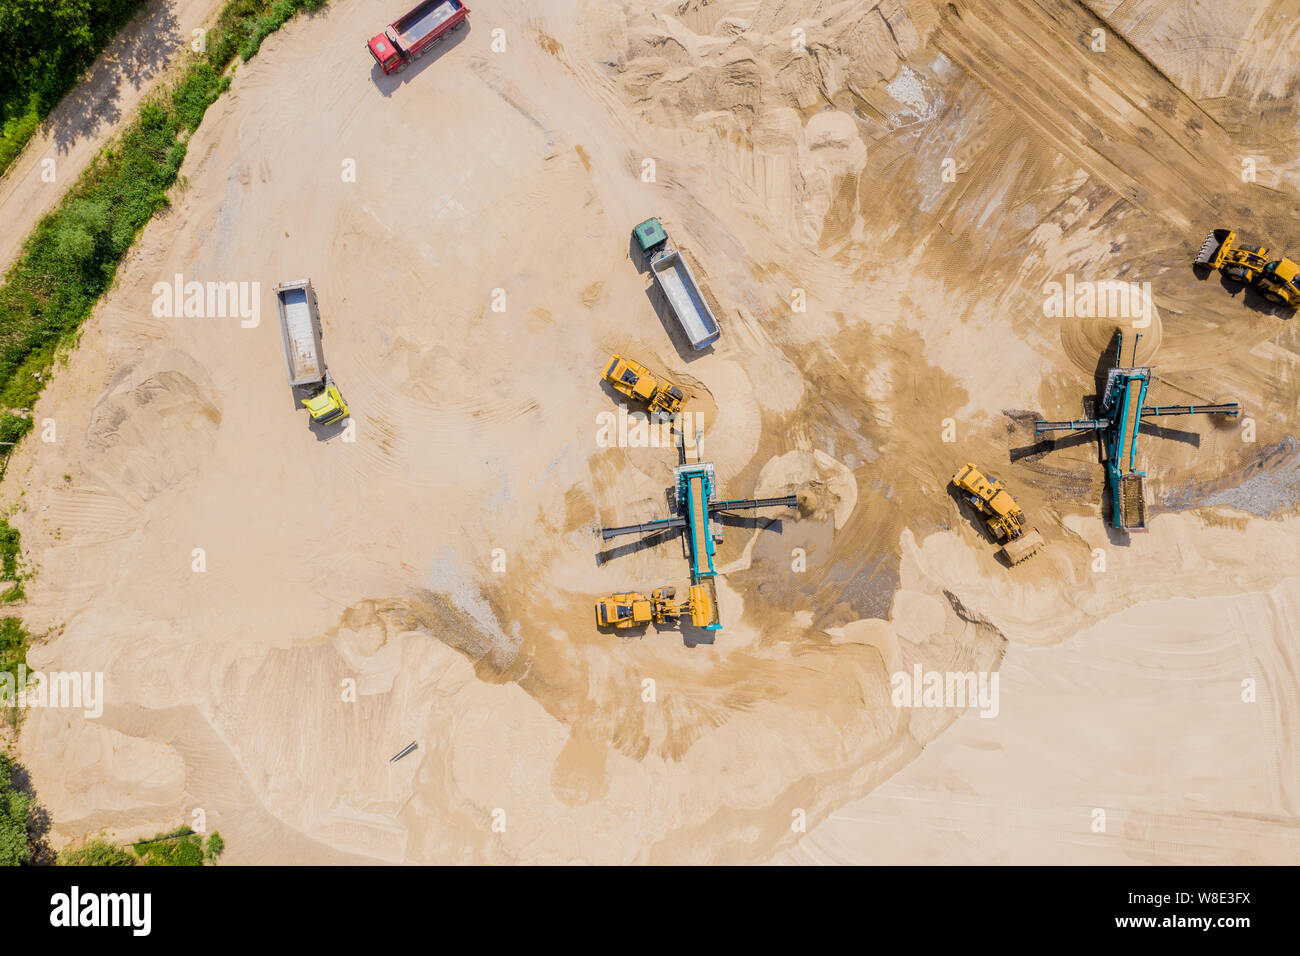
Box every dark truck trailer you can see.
[368,0,469,74]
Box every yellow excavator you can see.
[1195,229,1300,307]
[594,584,714,630]
[603,354,685,415]
[951,463,1045,565]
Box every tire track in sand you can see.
[932,0,1262,234]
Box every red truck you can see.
[368,0,469,74]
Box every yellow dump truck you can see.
[951,462,1045,565]
[594,584,714,630]
[274,279,350,426]
[603,354,685,415]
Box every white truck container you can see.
[632,218,721,350]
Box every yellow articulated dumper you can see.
[594,585,714,630]
[603,354,685,416]
[951,462,1045,565]
[1195,229,1300,307]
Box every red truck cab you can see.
[368,0,469,74]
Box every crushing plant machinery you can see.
[1034,330,1239,532]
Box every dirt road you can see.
[0,0,227,274]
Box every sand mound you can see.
[21,710,186,823]
[1059,310,1163,376]
[81,349,221,503]
[756,449,857,530]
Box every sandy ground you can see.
[0,0,229,275]
[5,0,1300,863]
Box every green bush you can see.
[0,521,20,582]
[58,839,137,866]
[204,830,224,861]
[134,828,205,866]
[0,415,33,446]
[0,617,26,682]
[0,109,40,174]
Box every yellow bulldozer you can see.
[603,354,685,415]
[951,463,1045,565]
[1195,228,1300,307]
[594,584,714,630]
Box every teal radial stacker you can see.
[1034,330,1240,532]
[599,456,797,631]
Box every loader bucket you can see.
[1000,529,1045,565]
[1194,229,1231,268]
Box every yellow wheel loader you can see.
[1195,229,1300,306]
[594,591,657,629]
[1257,257,1300,307]
[951,463,1045,565]
[603,354,685,416]
[594,584,714,630]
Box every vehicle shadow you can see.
[1103,514,1133,548]
[945,483,995,544]
[370,20,471,94]
[307,415,350,442]
[1190,263,1293,317]
[680,622,715,648]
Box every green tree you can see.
[0,752,31,865]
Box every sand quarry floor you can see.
[6,0,1300,863]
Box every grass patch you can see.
[133,827,224,865]
[57,828,225,865]
[0,617,27,682]
[57,838,136,866]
